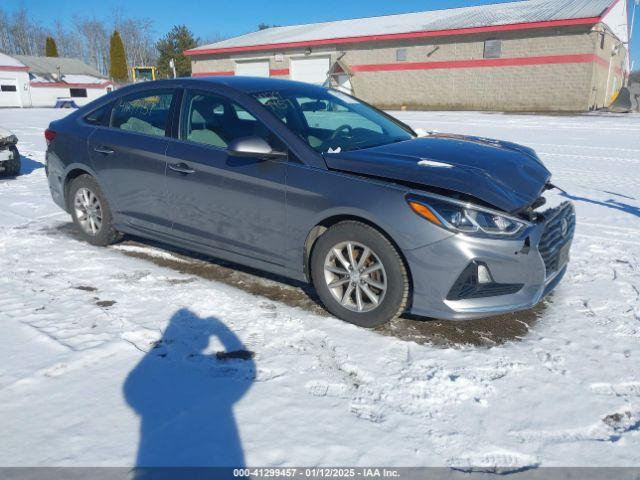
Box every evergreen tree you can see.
[109,30,129,82]
[156,25,198,78]
[45,37,59,57]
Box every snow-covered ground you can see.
[1,108,639,470]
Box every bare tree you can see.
[0,7,49,56]
[0,5,214,84]
[114,12,157,67]
[53,20,83,59]
[73,16,110,75]
[0,9,13,53]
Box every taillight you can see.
[44,129,56,146]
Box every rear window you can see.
[84,102,113,126]
[111,90,174,137]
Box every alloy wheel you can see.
[323,241,387,313]
[74,187,103,236]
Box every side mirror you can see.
[227,136,287,160]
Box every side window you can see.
[84,102,113,126]
[182,91,275,149]
[111,90,174,137]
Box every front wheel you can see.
[310,221,409,328]
[68,174,121,246]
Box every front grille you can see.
[538,202,576,278]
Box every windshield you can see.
[252,89,414,153]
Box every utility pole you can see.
[169,58,177,79]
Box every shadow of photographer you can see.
[124,308,255,476]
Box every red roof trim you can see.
[192,54,616,78]
[30,81,113,89]
[185,17,601,57]
[0,65,29,72]
[351,54,608,72]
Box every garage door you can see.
[291,57,330,85]
[235,60,270,78]
[0,79,21,108]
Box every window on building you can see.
[396,48,408,62]
[70,88,88,98]
[111,90,175,137]
[600,33,606,50]
[484,39,502,59]
[1,85,17,92]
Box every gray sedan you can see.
[45,77,574,327]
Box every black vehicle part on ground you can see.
[0,146,21,176]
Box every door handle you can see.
[94,146,114,155]
[168,163,196,175]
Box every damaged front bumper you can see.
[406,202,576,320]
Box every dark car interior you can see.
[86,85,414,157]
[254,91,409,153]
[111,92,174,137]
[184,93,275,149]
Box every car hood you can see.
[323,134,552,213]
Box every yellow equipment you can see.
[132,66,157,83]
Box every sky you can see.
[5,0,640,68]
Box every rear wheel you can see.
[0,146,21,176]
[310,221,409,328]
[68,175,121,246]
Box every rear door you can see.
[164,88,287,265]
[88,88,178,235]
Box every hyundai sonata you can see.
[45,77,574,327]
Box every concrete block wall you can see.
[588,28,627,109]
[190,24,625,112]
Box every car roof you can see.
[122,76,328,95]
[191,76,327,93]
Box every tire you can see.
[1,146,21,177]
[68,174,121,246]
[310,221,409,328]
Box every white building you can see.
[0,53,113,108]
[0,52,30,108]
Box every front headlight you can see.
[407,194,531,238]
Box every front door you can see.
[165,89,287,266]
[88,88,177,235]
